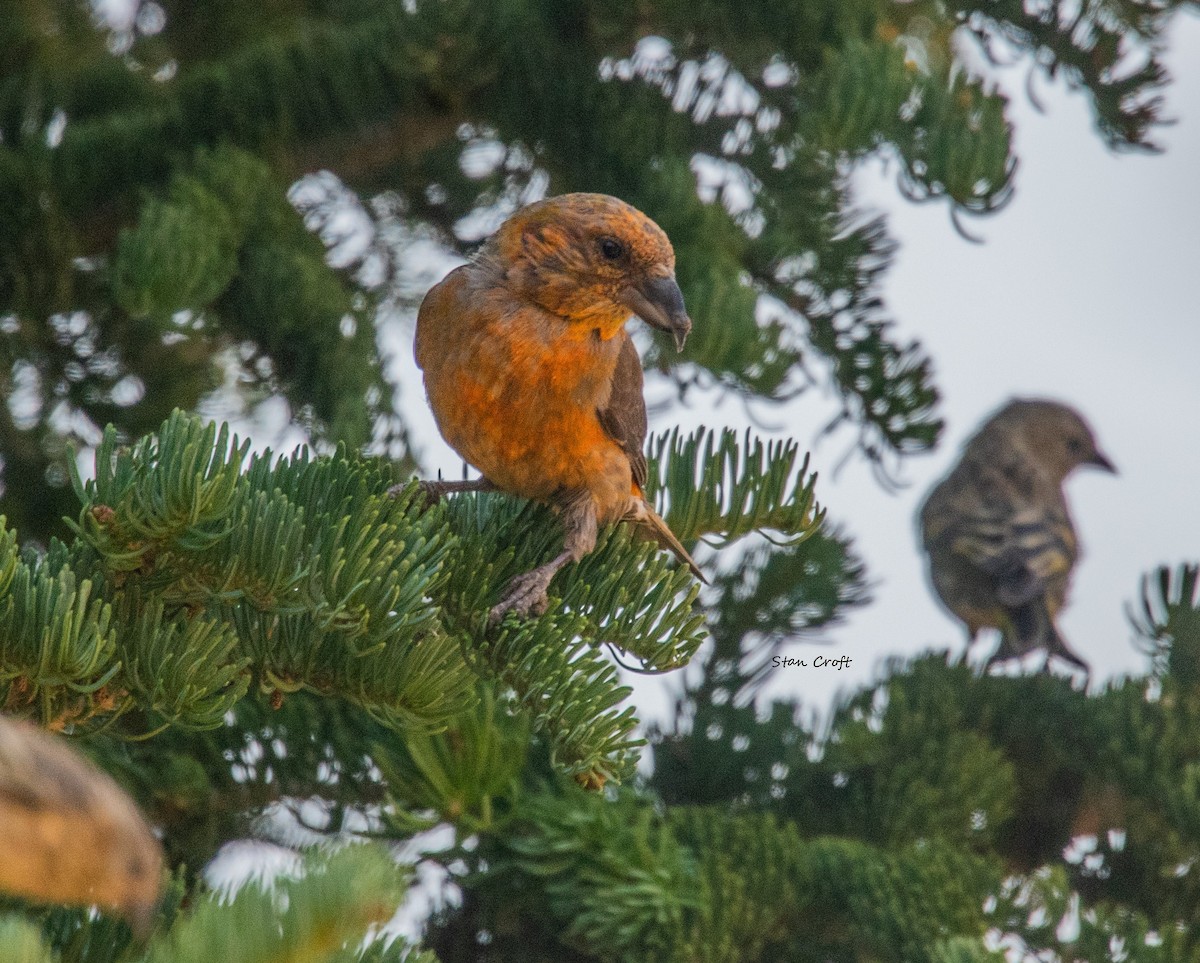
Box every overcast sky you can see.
[208,9,1200,734]
[197,5,1200,929]
[773,10,1200,711]
[396,14,1200,726]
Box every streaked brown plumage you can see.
[920,398,1116,674]
[414,193,703,624]
[0,715,162,935]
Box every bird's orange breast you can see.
[417,267,634,517]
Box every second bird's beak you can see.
[622,276,692,352]
[1089,450,1117,473]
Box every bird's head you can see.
[480,193,692,349]
[999,398,1117,481]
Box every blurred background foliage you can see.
[8,0,1190,543]
[0,0,1198,960]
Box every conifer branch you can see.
[647,428,822,544]
[142,846,413,963]
[4,411,838,785]
[0,917,55,963]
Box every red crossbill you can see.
[920,398,1116,674]
[0,715,162,935]
[413,193,703,624]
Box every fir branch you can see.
[108,144,384,448]
[117,596,248,731]
[646,427,822,544]
[954,0,1195,150]
[68,413,250,570]
[556,525,705,670]
[0,530,117,729]
[1129,562,1200,681]
[471,612,642,787]
[0,916,55,963]
[378,686,530,833]
[499,791,703,960]
[447,791,998,962]
[143,846,409,963]
[69,413,475,728]
[0,413,478,734]
[434,489,709,782]
[111,172,241,319]
[48,7,467,213]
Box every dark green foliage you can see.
[1,405,819,819]
[428,781,1002,962]
[950,0,1185,150]
[378,686,531,833]
[65,411,727,767]
[46,411,473,732]
[425,606,1200,961]
[1132,563,1200,683]
[6,0,1189,544]
[647,428,821,544]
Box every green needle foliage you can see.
[0,0,1196,960]
[2,403,819,794]
[4,846,431,963]
[4,0,1191,540]
[421,579,1200,962]
[0,918,56,963]
[141,846,412,963]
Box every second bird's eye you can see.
[598,237,626,261]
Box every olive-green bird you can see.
[920,398,1116,674]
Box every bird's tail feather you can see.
[996,598,1089,673]
[635,504,707,584]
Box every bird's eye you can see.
[598,237,626,261]
[1066,437,1085,454]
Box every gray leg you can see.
[1046,631,1091,677]
[488,495,597,627]
[984,633,1019,672]
[388,476,495,503]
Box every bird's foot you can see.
[415,479,458,507]
[385,480,440,511]
[488,565,560,628]
[388,478,492,509]
[1048,642,1090,677]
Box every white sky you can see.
[782,11,1200,711]
[390,13,1200,727]
[199,9,1200,735]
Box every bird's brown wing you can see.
[596,334,705,582]
[941,502,1075,609]
[924,459,1075,605]
[1000,512,1075,604]
[596,333,648,490]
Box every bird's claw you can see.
[415,480,452,508]
[488,568,556,628]
[386,480,455,510]
[392,478,494,509]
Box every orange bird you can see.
[415,193,703,624]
